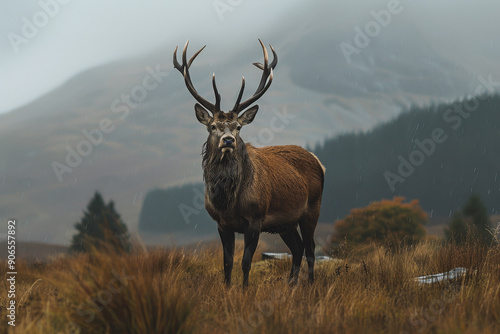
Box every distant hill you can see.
[139,95,500,234]
[0,241,68,262]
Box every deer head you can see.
[173,39,277,159]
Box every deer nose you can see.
[222,136,235,146]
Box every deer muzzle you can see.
[219,134,236,153]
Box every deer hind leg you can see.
[300,211,319,284]
[280,228,304,285]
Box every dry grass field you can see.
[1,239,499,334]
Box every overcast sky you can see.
[0,0,296,114]
[1,0,499,114]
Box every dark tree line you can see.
[314,94,500,221]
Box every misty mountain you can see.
[139,94,500,236]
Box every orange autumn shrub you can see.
[332,197,428,245]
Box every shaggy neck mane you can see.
[202,139,254,212]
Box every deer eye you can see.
[211,124,216,130]
[236,125,242,131]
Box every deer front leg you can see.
[242,227,260,288]
[218,227,235,286]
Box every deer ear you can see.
[194,103,212,125]
[238,105,259,126]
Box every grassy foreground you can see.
[1,240,499,334]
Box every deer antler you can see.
[173,40,221,112]
[231,39,278,114]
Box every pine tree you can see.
[463,194,492,245]
[444,212,468,245]
[445,194,492,245]
[70,192,131,253]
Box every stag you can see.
[173,40,325,287]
